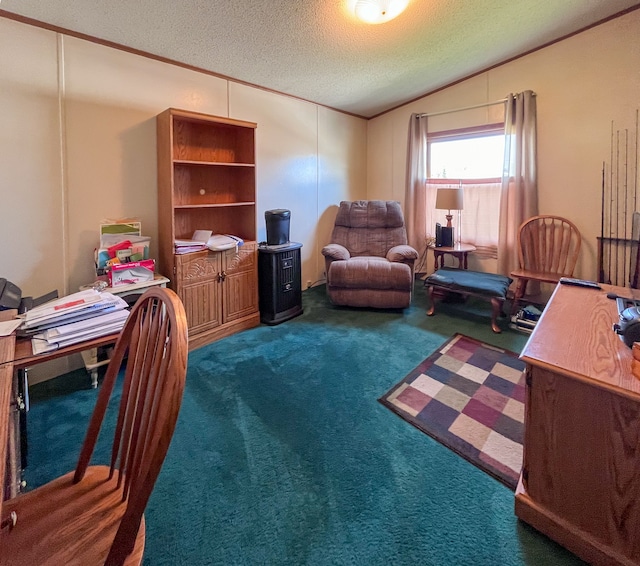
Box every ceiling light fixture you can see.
[352,0,410,24]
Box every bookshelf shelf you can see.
[174,202,256,209]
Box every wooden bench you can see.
[424,267,512,333]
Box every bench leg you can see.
[426,284,505,333]
[426,286,436,316]
[490,298,502,333]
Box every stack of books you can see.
[510,304,543,334]
[21,289,129,355]
[174,229,213,254]
[174,239,208,254]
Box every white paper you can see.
[192,230,213,243]
[22,292,127,329]
[31,317,127,355]
[54,320,126,346]
[43,309,129,340]
[0,318,22,337]
[24,290,101,322]
[206,234,243,251]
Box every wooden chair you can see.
[0,287,188,566]
[510,215,581,315]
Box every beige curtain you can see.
[459,181,501,257]
[405,114,429,271]
[426,180,501,259]
[497,91,538,275]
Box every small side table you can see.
[429,243,476,270]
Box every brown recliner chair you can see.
[322,200,418,308]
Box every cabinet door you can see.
[223,242,258,323]
[175,251,223,333]
[525,365,640,560]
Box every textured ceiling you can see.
[1,0,638,117]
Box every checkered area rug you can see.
[379,334,526,489]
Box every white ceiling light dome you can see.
[353,0,410,24]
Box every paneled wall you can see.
[367,10,640,280]
[0,16,367,301]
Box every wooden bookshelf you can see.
[156,108,259,348]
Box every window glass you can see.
[425,126,505,259]
[429,134,504,179]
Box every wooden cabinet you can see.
[517,282,640,566]
[157,108,259,348]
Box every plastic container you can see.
[265,209,291,246]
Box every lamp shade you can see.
[435,188,464,211]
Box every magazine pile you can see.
[21,289,129,355]
[509,304,543,334]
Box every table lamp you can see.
[435,187,464,246]
[435,187,464,227]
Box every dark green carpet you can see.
[27,283,585,565]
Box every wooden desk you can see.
[516,282,640,565]
[12,333,119,371]
[0,334,16,522]
[429,243,476,270]
[2,333,119,505]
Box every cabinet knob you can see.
[218,271,227,282]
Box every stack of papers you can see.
[174,239,208,254]
[174,229,212,254]
[22,289,130,355]
[174,230,243,254]
[509,305,543,335]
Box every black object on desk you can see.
[558,277,601,289]
[258,242,303,325]
[0,278,22,310]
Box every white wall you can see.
[0,16,366,381]
[0,23,64,296]
[230,84,367,287]
[0,16,367,300]
[368,10,640,281]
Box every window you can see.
[429,132,504,179]
[427,124,504,257]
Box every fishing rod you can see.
[615,129,620,285]
[599,162,605,283]
[624,129,629,286]
[608,121,613,284]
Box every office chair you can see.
[0,287,188,566]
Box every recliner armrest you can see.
[387,245,418,263]
[322,244,350,261]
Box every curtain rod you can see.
[418,97,509,118]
